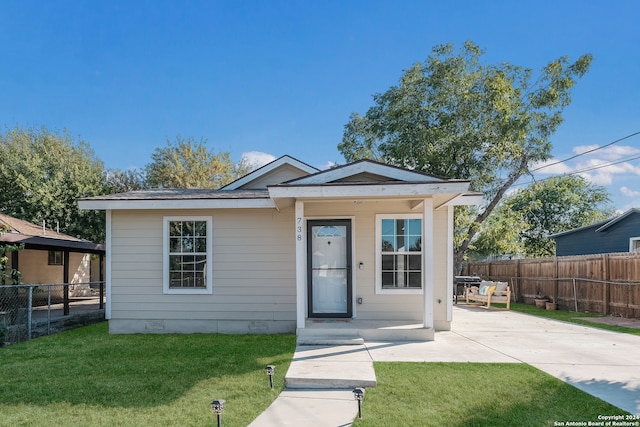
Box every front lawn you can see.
[352,363,627,426]
[0,322,296,426]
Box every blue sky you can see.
[1,0,639,211]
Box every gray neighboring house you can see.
[551,209,640,256]
[79,156,481,339]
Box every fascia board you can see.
[78,198,276,210]
[268,182,470,199]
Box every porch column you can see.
[295,201,306,329]
[423,198,434,329]
[446,205,454,322]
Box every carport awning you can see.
[0,234,105,254]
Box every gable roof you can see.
[283,159,445,185]
[0,214,104,253]
[221,155,318,190]
[79,156,481,211]
[550,208,640,238]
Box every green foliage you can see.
[0,323,296,426]
[352,362,625,426]
[0,224,23,285]
[145,136,251,189]
[473,176,612,258]
[339,40,593,269]
[105,168,147,193]
[0,126,108,242]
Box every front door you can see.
[307,219,352,318]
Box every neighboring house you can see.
[551,208,640,256]
[0,214,105,287]
[79,156,480,339]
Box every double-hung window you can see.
[376,214,423,294]
[163,216,213,294]
[630,237,640,253]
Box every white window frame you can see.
[630,237,640,253]
[375,214,423,295]
[163,216,213,295]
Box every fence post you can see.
[602,254,609,315]
[47,285,51,335]
[573,278,578,312]
[27,286,33,340]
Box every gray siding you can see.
[555,213,640,256]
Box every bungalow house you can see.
[78,156,480,340]
[551,208,640,256]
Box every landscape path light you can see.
[352,387,365,419]
[265,365,275,390]
[211,399,225,427]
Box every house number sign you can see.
[296,217,303,241]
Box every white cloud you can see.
[241,151,276,169]
[531,158,573,174]
[320,161,336,170]
[620,186,640,198]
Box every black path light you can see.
[211,399,225,427]
[352,387,365,419]
[265,365,275,390]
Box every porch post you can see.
[295,201,306,329]
[446,205,454,322]
[423,198,434,329]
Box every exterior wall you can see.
[108,198,453,334]
[108,209,297,334]
[14,249,90,285]
[556,214,640,256]
[304,199,451,330]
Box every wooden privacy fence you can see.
[462,252,640,318]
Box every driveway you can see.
[365,305,640,415]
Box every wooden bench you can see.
[466,281,511,309]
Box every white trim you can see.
[289,161,444,185]
[269,181,470,200]
[295,202,306,328]
[105,210,112,320]
[375,213,424,295]
[222,155,318,190]
[162,216,213,295]
[79,198,275,211]
[446,205,454,323]
[423,198,434,329]
[630,237,640,252]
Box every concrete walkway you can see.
[249,306,640,426]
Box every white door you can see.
[308,220,352,317]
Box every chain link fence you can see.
[0,282,105,346]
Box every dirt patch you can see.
[575,316,640,329]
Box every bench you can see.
[466,281,511,309]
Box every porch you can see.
[296,318,434,344]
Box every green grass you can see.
[352,362,627,427]
[0,322,296,426]
[509,302,640,336]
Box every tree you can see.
[482,175,611,258]
[338,41,593,270]
[0,224,23,285]
[145,136,251,189]
[0,126,108,242]
[105,169,147,193]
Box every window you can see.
[630,237,640,253]
[48,251,63,266]
[163,216,213,294]
[376,214,423,294]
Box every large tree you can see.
[473,175,612,258]
[145,136,251,189]
[0,126,108,242]
[338,41,593,270]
